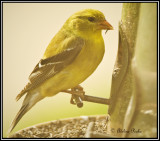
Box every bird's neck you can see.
[77,30,102,40]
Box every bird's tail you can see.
[8,91,44,134]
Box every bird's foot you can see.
[73,85,84,91]
[70,94,83,108]
[62,85,85,108]
[71,85,85,98]
[62,85,85,98]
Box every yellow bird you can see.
[9,9,113,133]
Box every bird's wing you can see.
[16,36,85,101]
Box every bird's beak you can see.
[98,20,114,30]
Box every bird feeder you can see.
[9,3,157,138]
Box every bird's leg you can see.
[62,85,85,98]
[70,94,76,105]
[61,85,85,107]
[73,85,84,91]
[71,85,85,99]
[61,89,76,104]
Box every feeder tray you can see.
[9,115,111,138]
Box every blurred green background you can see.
[3,3,122,137]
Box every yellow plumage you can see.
[9,9,113,133]
[41,31,105,96]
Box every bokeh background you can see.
[3,3,122,137]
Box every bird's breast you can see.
[40,35,105,96]
[63,36,105,85]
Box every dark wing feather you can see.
[16,37,84,101]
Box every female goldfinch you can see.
[9,9,113,133]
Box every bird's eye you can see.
[88,17,95,22]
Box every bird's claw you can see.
[74,85,84,91]
[70,95,76,105]
[62,85,85,108]
[71,86,85,99]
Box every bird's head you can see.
[64,9,113,37]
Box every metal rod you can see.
[62,90,110,105]
[82,95,110,105]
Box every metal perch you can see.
[62,89,110,108]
